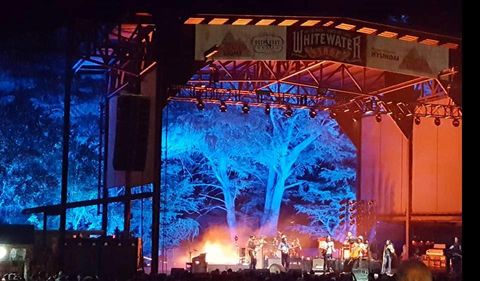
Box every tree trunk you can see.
[224,191,237,239]
[260,181,285,235]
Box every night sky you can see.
[1,0,461,38]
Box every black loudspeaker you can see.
[63,239,99,276]
[170,268,186,277]
[100,238,141,280]
[289,258,303,270]
[113,94,150,171]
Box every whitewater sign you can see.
[287,27,366,64]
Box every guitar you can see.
[279,242,290,254]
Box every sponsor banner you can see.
[366,36,449,78]
[195,25,286,60]
[287,27,366,65]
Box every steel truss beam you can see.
[187,60,453,104]
[22,192,154,215]
[72,20,157,95]
[170,84,462,120]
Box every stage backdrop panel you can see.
[412,111,462,215]
[360,115,409,216]
[360,96,461,219]
[106,68,157,188]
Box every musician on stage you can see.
[247,235,257,269]
[344,231,356,246]
[291,238,302,257]
[381,240,395,276]
[278,235,290,270]
[344,236,363,271]
[446,236,462,274]
[323,235,336,273]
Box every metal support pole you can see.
[102,96,110,233]
[406,123,414,258]
[59,22,73,270]
[151,33,162,277]
[124,172,132,237]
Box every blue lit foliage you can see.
[0,47,109,230]
[161,101,357,245]
[1,42,356,252]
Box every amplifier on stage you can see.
[426,248,444,256]
[289,257,303,270]
[192,253,207,273]
[312,258,324,271]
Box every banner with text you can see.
[366,36,449,78]
[286,27,366,65]
[195,25,287,61]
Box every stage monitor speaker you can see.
[289,258,303,270]
[113,94,150,171]
[171,268,186,277]
[269,264,286,274]
[266,258,281,268]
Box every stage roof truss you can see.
[185,14,461,49]
[71,19,156,96]
[178,59,457,112]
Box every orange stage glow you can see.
[201,241,238,264]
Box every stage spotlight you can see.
[284,105,293,117]
[375,113,382,122]
[452,118,460,127]
[414,116,421,125]
[365,98,376,114]
[329,111,337,119]
[196,98,205,111]
[434,117,441,126]
[264,104,271,115]
[309,108,317,118]
[219,101,227,112]
[241,102,250,114]
[0,246,6,259]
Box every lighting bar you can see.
[255,19,276,26]
[301,20,321,27]
[335,23,356,30]
[184,17,205,25]
[278,19,299,26]
[232,18,253,25]
[209,18,229,25]
[377,31,398,38]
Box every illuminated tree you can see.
[256,108,356,235]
